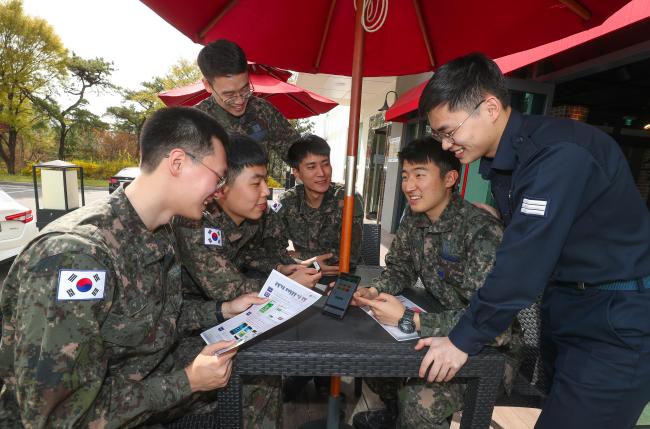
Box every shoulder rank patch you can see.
[269,200,282,213]
[57,270,106,301]
[521,197,548,217]
[204,227,223,246]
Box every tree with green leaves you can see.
[30,53,114,159]
[0,0,66,173]
[106,58,202,144]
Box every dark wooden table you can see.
[216,266,505,429]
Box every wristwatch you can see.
[398,308,416,334]
[215,301,225,323]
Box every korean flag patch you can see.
[269,200,282,213]
[204,227,223,246]
[521,197,548,217]
[57,270,106,301]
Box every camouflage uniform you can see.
[171,205,285,429]
[196,96,298,163]
[172,206,289,302]
[365,194,519,429]
[262,183,364,267]
[0,188,220,428]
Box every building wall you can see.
[380,72,433,233]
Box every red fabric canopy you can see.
[159,74,338,119]
[385,0,650,122]
[141,0,628,77]
[142,0,629,271]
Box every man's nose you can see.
[441,139,453,151]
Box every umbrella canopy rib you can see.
[315,0,338,73]
[559,0,592,20]
[412,0,435,69]
[199,0,239,42]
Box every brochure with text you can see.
[201,270,321,354]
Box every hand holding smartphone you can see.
[321,273,361,319]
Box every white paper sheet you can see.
[200,270,321,353]
[361,295,427,341]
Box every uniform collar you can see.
[110,188,174,266]
[412,193,462,233]
[479,109,523,176]
[298,183,336,214]
[203,95,262,123]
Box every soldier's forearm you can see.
[418,310,464,338]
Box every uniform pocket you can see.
[607,291,650,351]
[101,306,155,348]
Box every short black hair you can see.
[139,107,229,173]
[398,136,461,178]
[419,52,510,115]
[287,134,330,169]
[197,39,248,81]
[226,134,268,184]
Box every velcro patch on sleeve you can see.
[521,197,548,217]
[269,200,282,213]
[204,227,223,246]
[57,270,106,301]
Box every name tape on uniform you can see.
[57,269,106,301]
[204,227,223,246]
[521,197,548,217]
[269,200,282,213]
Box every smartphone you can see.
[322,272,361,319]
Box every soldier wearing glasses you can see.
[417,53,650,429]
[0,108,257,427]
[196,39,298,163]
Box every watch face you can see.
[398,318,416,334]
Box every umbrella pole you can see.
[330,1,365,428]
[338,0,365,273]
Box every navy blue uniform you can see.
[449,110,650,429]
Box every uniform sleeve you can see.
[264,102,299,163]
[449,143,609,354]
[261,207,293,263]
[318,192,364,266]
[373,221,416,295]
[419,221,503,338]
[9,249,191,428]
[173,220,260,302]
[240,222,294,273]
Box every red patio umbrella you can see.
[141,2,631,426]
[158,76,338,119]
[142,0,630,273]
[385,0,650,123]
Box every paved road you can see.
[0,182,107,215]
[0,182,108,282]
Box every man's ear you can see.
[202,78,213,94]
[167,148,185,178]
[291,167,300,181]
[214,185,228,200]
[444,169,460,190]
[484,96,502,123]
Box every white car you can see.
[0,189,38,261]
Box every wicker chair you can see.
[360,223,381,266]
[496,301,549,409]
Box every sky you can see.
[21,0,203,116]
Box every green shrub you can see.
[21,157,138,180]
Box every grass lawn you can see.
[0,173,106,188]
